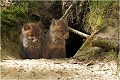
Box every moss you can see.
[98,49,117,62]
[85,1,113,33]
[92,37,116,51]
[1,1,34,37]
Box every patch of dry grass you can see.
[1,36,21,59]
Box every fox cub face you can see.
[50,19,69,40]
[22,23,40,44]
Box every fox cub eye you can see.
[66,29,69,32]
[60,29,64,32]
[30,34,33,37]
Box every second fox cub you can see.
[43,19,69,58]
[21,23,42,59]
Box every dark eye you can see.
[66,29,69,32]
[61,29,64,32]
[30,34,33,37]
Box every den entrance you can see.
[66,32,84,58]
[1,1,88,59]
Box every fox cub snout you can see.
[21,23,42,59]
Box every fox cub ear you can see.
[51,19,58,26]
[23,24,30,31]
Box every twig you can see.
[60,1,77,20]
[60,0,89,38]
[69,27,89,38]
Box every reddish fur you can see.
[20,23,42,59]
[43,19,69,58]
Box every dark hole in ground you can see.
[66,32,84,58]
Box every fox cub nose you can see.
[33,39,39,43]
[66,35,69,39]
[64,33,69,39]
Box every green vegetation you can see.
[85,1,112,33]
[75,1,119,62]
[1,1,34,37]
[1,1,119,61]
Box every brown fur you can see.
[20,23,42,59]
[43,19,69,58]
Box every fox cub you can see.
[43,19,69,58]
[20,23,42,59]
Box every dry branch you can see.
[69,27,89,38]
[60,0,89,38]
[60,1,77,20]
